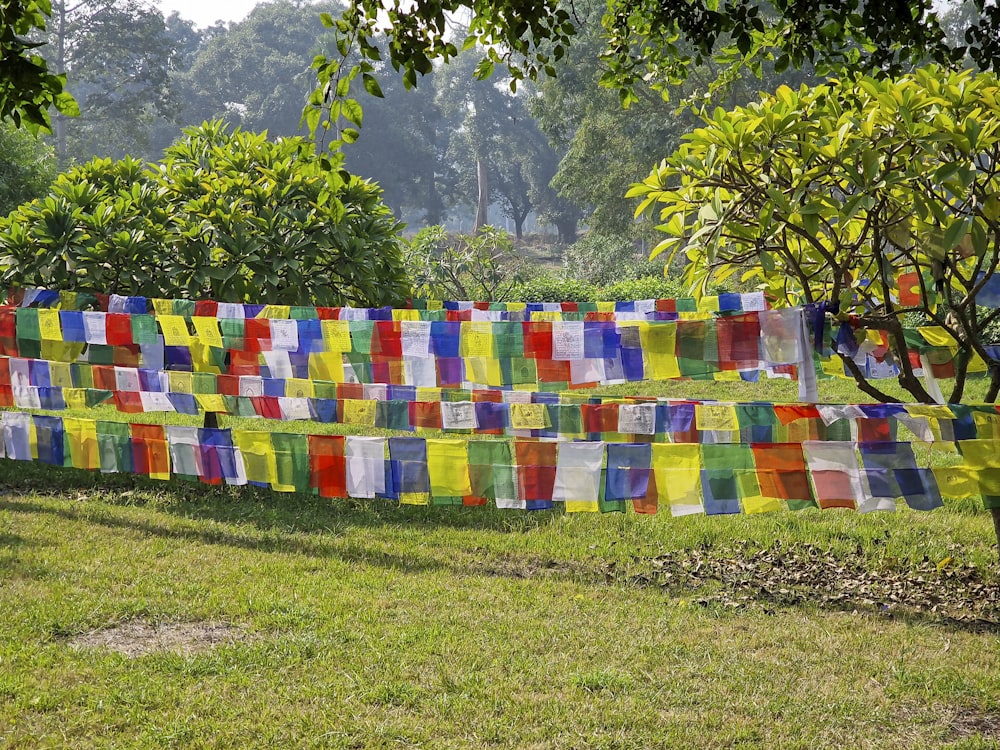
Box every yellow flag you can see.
[195,393,228,413]
[342,399,377,426]
[932,466,979,498]
[958,439,1000,468]
[309,352,344,382]
[189,341,222,374]
[40,340,85,363]
[167,371,194,393]
[640,321,681,380]
[62,388,89,411]
[286,378,314,398]
[48,362,75,388]
[651,444,703,515]
[151,298,174,316]
[465,357,503,387]
[320,320,352,352]
[234,431,277,484]
[158,315,192,346]
[259,304,290,319]
[192,316,224,348]
[695,403,739,432]
[399,491,430,506]
[426,439,471,496]
[531,311,561,322]
[392,309,421,321]
[64,417,99,470]
[461,322,493,357]
[697,295,721,313]
[37,309,62,340]
[509,402,547,430]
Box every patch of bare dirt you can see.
[948,708,1000,740]
[68,620,245,658]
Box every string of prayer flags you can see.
[4,410,984,513]
[1,301,986,392]
[13,287,771,320]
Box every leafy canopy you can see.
[0,121,408,307]
[630,65,1000,403]
[0,0,78,130]
[306,0,994,127]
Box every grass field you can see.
[2,375,1000,748]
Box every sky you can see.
[154,0,263,28]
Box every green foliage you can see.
[0,121,407,306]
[309,0,981,124]
[562,233,665,287]
[630,65,1000,403]
[0,0,78,132]
[601,276,686,302]
[42,0,178,163]
[0,122,55,215]
[405,225,526,302]
[510,273,599,302]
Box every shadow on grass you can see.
[0,461,556,535]
[3,462,999,635]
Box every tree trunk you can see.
[55,0,67,166]
[992,507,1000,563]
[473,158,489,232]
[555,218,577,244]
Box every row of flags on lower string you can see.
[6,410,1000,512]
[11,375,1000,444]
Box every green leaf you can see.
[362,74,383,98]
[341,98,363,127]
[943,216,971,251]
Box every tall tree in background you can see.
[437,47,569,237]
[533,0,819,239]
[42,0,177,164]
[0,122,56,215]
[437,48,508,231]
[343,64,449,225]
[180,1,336,137]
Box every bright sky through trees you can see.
[154,0,261,27]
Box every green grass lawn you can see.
[2,375,1000,748]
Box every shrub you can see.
[601,276,686,301]
[404,225,527,302]
[562,233,666,286]
[0,121,408,306]
[510,272,599,302]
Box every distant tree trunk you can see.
[55,0,67,166]
[423,169,444,226]
[513,207,530,240]
[992,508,1000,563]
[555,218,577,244]
[474,158,488,231]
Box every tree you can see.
[40,0,178,164]
[310,0,998,123]
[0,121,408,306]
[404,224,526,301]
[0,0,77,131]
[630,66,1000,407]
[531,0,820,240]
[181,2,337,138]
[343,50,450,224]
[436,47,568,237]
[0,121,56,215]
